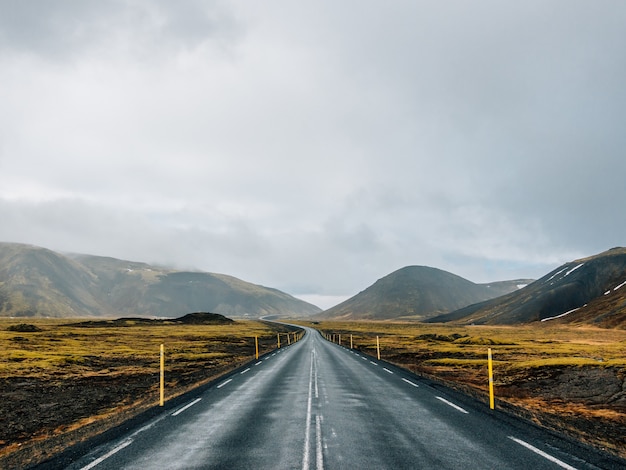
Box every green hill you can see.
[316,265,531,320]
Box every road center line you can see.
[436,396,469,414]
[316,415,324,469]
[402,378,419,388]
[240,368,251,375]
[79,439,133,470]
[171,398,202,417]
[303,352,314,470]
[383,368,394,374]
[217,378,232,389]
[314,358,319,399]
[508,436,578,470]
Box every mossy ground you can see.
[305,320,626,458]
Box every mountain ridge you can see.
[316,265,531,320]
[0,242,321,318]
[428,247,626,327]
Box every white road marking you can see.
[171,398,202,417]
[370,361,378,366]
[361,356,368,360]
[240,368,251,375]
[303,353,314,470]
[314,358,319,399]
[436,396,469,414]
[402,378,419,388]
[508,436,578,470]
[217,378,232,389]
[383,368,394,374]
[316,415,324,469]
[79,439,133,470]
[255,361,263,365]
[128,413,168,438]
[303,349,323,470]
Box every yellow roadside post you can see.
[376,336,381,360]
[288,333,291,345]
[160,344,164,406]
[255,336,259,360]
[350,334,353,349]
[277,333,281,349]
[488,348,495,409]
[339,334,341,346]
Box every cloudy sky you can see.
[1,1,625,308]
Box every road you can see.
[61,327,622,470]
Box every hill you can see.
[316,265,531,320]
[428,247,626,327]
[65,312,235,327]
[0,242,321,318]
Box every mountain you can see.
[428,247,626,327]
[0,242,321,318]
[316,265,532,320]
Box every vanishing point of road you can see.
[56,327,623,470]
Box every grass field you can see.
[0,317,301,465]
[304,320,626,458]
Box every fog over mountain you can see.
[0,243,320,318]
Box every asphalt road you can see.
[61,327,623,470]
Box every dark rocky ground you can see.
[389,356,626,460]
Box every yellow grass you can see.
[0,318,289,379]
[297,320,626,457]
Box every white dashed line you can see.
[402,378,419,388]
[383,368,394,374]
[508,437,577,470]
[172,398,202,417]
[255,361,263,365]
[240,368,251,375]
[370,361,378,366]
[79,439,133,470]
[436,396,469,414]
[217,378,232,389]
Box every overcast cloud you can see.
[1,1,625,309]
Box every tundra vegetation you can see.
[0,317,300,466]
[312,321,626,459]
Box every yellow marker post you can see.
[255,336,259,360]
[488,348,495,409]
[350,334,353,349]
[160,344,164,406]
[287,333,291,345]
[277,333,281,349]
[376,336,381,360]
[339,334,341,346]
